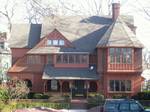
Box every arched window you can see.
[62,81,70,92]
[89,81,97,92]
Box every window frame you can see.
[109,80,132,92]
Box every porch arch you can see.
[24,79,32,90]
[89,81,97,92]
[62,81,70,92]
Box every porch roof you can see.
[42,64,99,80]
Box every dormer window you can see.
[47,39,65,46]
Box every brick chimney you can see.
[112,1,120,21]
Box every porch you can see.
[42,64,100,98]
[43,80,100,99]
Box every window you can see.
[109,48,132,64]
[0,42,4,49]
[69,55,75,63]
[126,48,132,64]
[47,40,52,45]
[51,80,58,90]
[53,40,58,45]
[109,48,115,63]
[56,54,88,64]
[59,40,65,45]
[27,55,41,64]
[126,80,131,91]
[116,48,121,63]
[47,55,53,64]
[120,80,125,91]
[109,80,131,92]
[47,39,65,46]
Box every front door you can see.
[73,80,85,97]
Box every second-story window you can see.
[56,54,88,64]
[109,48,132,64]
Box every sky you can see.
[0,0,150,49]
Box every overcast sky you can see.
[0,0,150,49]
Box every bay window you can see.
[109,48,132,64]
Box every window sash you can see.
[53,40,58,45]
[59,40,65,45]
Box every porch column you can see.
[86,81,90,99]
[69,81,73,100]
[96,81,100,92]
[59,80,63,96]
[43,80,47,93]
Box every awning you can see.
[42,64,100,80]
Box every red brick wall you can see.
[11,48,30,64]
[102,73,143,98]
[8,72,44,92]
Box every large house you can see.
[8,2,144,98]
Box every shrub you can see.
[32,93,49,99]
[87,93,105,109]
[27,92,49,99]
[112,94,128,99]
[131,91,150,100]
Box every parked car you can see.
[101,99,150,112]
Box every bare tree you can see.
[58,0,112,16]
[24,0,59,23]
[0,0,17,32]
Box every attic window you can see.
[47,40,52,45]
[59,40,64,45]
[53,40,58,45]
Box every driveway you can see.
[14,108,87,112]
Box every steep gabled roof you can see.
[96,17,144,48]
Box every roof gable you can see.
[27,29,74,54]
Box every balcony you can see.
[107,63,142,72]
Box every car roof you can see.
[105,99,136,103]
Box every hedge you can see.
[131,91,150,100]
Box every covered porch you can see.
[42,65,100,98]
